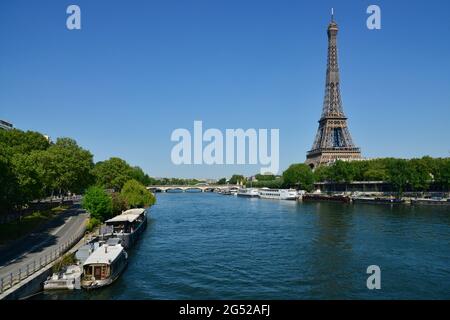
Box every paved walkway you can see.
[0,204,88,284]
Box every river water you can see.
[35,192,450,299]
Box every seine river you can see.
[35,192,450,299]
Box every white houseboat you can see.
[258,188,298,200]
[104,208,148,249]
[81,239,128,289]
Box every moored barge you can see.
[352,197,405,205]
[104,208,148,249]
[411,198,450,206]
[302,194,351,203]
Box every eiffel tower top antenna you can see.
[331,8,334,22]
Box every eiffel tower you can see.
[306,11,362,169]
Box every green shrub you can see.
[111,193,128,214]
[82,186,113,222]
[121,179,156,208]
[86,217,101,232]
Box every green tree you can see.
[11,153,45,204]
[0,129,51,213]
[121,179,156,208]
[111,193,128,214]
[408,158,431,191]
[92,157,150,190]
[42,138,94,195]
[82,186,113,222]
[282,163,314,191]
[439,159,450,190]
[255,174,276,181]
[313,165,332,182]
[328,160,354,183]
[229,175,246,185]
[386,159,410,197]
[217,178,227,185]
[247,179,284,189]
[0,129,49,156]
[363,168,388,181]
[0,151,21,214]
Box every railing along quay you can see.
[0,227,85,295]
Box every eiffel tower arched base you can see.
[306,148,362,170]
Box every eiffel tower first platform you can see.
[306,13,362,169]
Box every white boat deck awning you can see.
[83,244,124,266]
[105,208,146,224]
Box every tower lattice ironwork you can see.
[306,12,362,169]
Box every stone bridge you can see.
[146,185,240,193]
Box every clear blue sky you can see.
[1,0,449,179]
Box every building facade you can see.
[0,119,13,130]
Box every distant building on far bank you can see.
[0,119,13,130]
[43,135,52,144]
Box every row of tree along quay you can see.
[0,128,155,244]
[217,159,450,198]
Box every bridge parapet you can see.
[146,185,240,192]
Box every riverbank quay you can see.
[0,205,88,300]
[214,187,450,207]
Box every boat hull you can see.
[303,194,351,203]
[411,199,450,206]
[353,198,405,205]
[114,213,148,249]
[237,194,259,198]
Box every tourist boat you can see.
[352,197,405,205]
[258,188,298,200]
[302,194,351,203]
[411,198,450,206]
[81,239,128,289]
[237,188,259,198]
[104,208,148,249]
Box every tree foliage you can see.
[82,186,113,222]
[311,157,450,194]
[217,178,227,185]
[111,193,128,214]
[41,138,94,194]
[282,163,314,191]
[229,175,246,185]
[93,157,151,191]
[0,129,51,212]
[254,174,276,181]
[121,179,156,208]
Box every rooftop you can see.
[83,244,124,266]
[105,208,146,224]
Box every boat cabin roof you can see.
[105,208,146,224]
[83,244,124,266]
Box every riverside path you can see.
[0,204,88,297]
